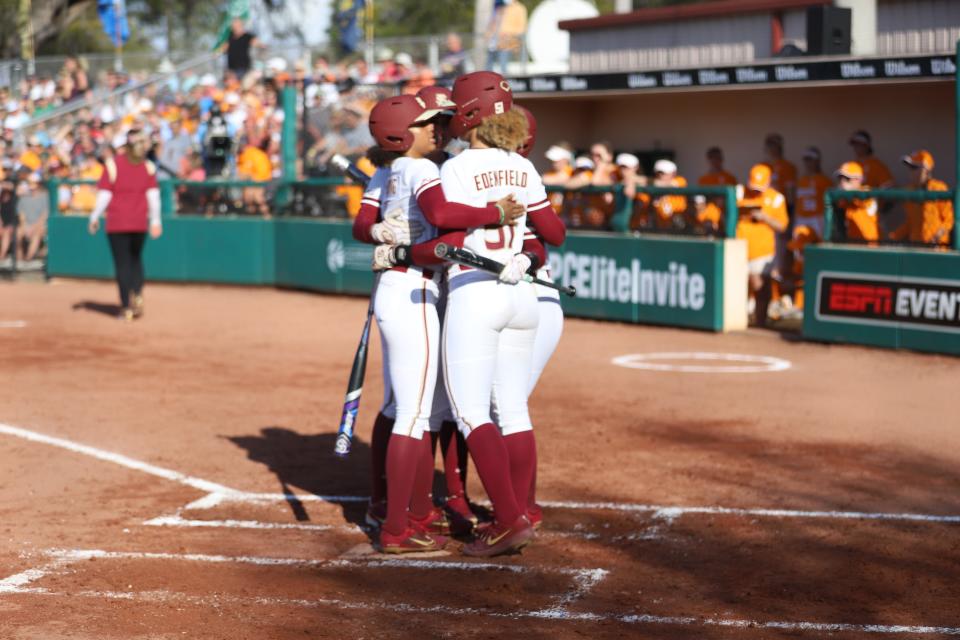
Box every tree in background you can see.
[131,0,223,54]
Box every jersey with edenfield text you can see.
[380,157,439,246]
[439,147,550,269]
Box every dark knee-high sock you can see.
[384,434,421,536]
[503,430,537,513]
[465,423,522,525]
[409,434,435,518]
[440,421,468,499]
[369,412,393,504]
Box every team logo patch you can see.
[500,80,511,92]
[327,239,345,273]
[494,101,504,115]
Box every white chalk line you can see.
[5,574,959,635]
[612,352,792,373]
[0,558,72,594]
[182,492,960,525]
[0,320,28,329]
[0,422,240,495]
[4,421,959,529]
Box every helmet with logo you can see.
[368,95,443,152]
[514,104,536,158]
[449,71,513,139]
[416,85,456,114]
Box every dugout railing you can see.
[804,188,960,355]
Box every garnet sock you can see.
[465,423,522,525]
[440,421,469,499]
[409,433,436,518]
[369,412,393,504]
[383,434,421,536]
[503,430,537,511]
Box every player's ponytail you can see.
[367,145,403,169]
[475,107,528,153]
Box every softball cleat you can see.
[379,526,446,554]
[462,515,534,557]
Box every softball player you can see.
[513,105,567,529]
[359,94,522,553]
[439,71,551,556]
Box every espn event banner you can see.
[816,271,960,333]
[509,54,955,94]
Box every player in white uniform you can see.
[513,105,567,529]
[359,94,523,553]
[440,72,553,557]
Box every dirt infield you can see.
[1,279,958,639]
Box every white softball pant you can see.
[443,271,539,438]
[374,268,442,441]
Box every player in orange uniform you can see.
[891,150,954,246]
[763,134,797,207]
[697,146,737,233]
[848,130,894,189]
[542,143,574,214]
[736,164,788,325]
[651,159,688,230]
[794,147,832,238]
[835,162,879,243]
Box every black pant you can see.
[107,232,147,308]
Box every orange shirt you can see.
[19,150,42,172]
[237,146,272,182]
[736,186,788,260]
[856,156,894,189]
[697,170,736,225]
[543,165,573,214]
[766,158,797,199]
[653,176,688,229]
[844,197,879,242]
[794,173,832,219]
[892,178,954,245]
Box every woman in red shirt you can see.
[88,128,163,322]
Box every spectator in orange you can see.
[890,150,954,246]
[615,152,649,230]
[650,159,688,231]
[542,143,574,214]
[18,137,44,172]
[763,133,797,207]
[786,224,819,314]
[834,162,878,242]
[566,142,617,228]
[69,155,104,213]
[697,146,736,233]
[563,156,594,228]
[736,164,788,325]
[848,130,894,189]
[794,147,832,239]
[237,134,272,218]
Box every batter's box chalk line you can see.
[2,549,959,636]
[3,422,960,533]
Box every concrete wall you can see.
[521,81,954,187]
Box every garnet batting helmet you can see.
[368,95,443,152]
[515,104,536,158]
[449,71,513,139]
[417,85,457,113]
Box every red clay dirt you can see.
[0,278,958,639]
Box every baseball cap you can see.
[835,161,864,179]
[395,52,414,67]
[902,150,934,171]
[653,159,677,175]
[802,146,821,161]
[765,133,784,147]
[748,164,772,190]
[615,153,640,169]
[545,145,573,163]
[848,130,872,146]
[574,156,594,170]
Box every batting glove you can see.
[498,253,532,285]
[372,244,412,272]
[371,209,424,245]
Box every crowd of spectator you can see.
[538,130,954,324]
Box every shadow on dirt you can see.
[226,426,372,533]
[71,300,122,317]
